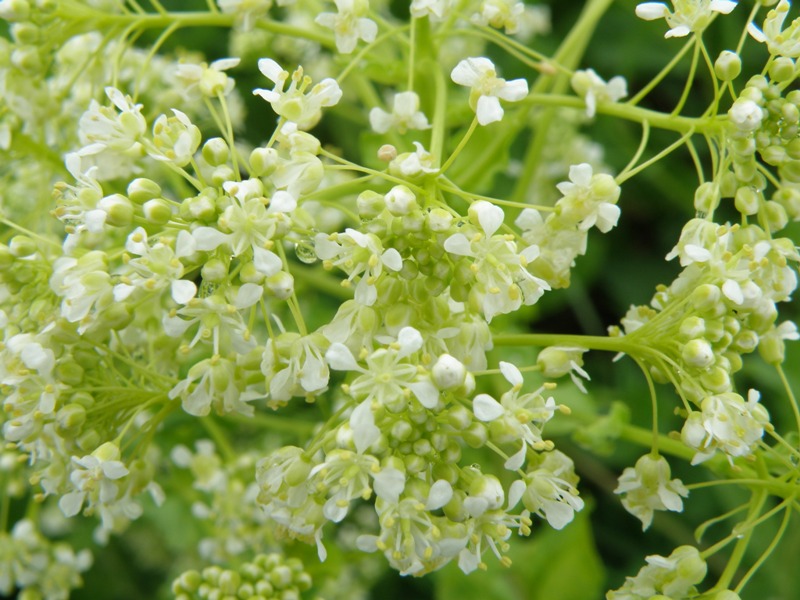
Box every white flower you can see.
[607,546,707,599]
[635,1,738,38]
[148,109,201,166]
[388,141,439,176]
[316,0,378,54]
[410,0,452,20]
[369,91,431,134]
[555,163,621,233]
[570,69,627,118]
[254,59,342,129]
[174,57,240,98]
[521,451,584,529]
[728,97,764,132]
[747,0,800,58]
[615,454,689,530]
[315,228,402,305]
[681,390,769,464]
[450,57,528,125]
[471,0,526,35]
[59,442,129,518]
[218,0,272,31]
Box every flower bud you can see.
[127,178,162,204]
[9,235,37,257]
[679,316,705,339]
[734,186,760,215]
[142,198,172,224]
[202,137,230,166]
[693,182,719,213]
[714,50,741,81]
[769,56,795,83]
[356,190,385,218]
[728,98,763,132]
[201,258,228,283]
[98,194,134,227]
[250,147,279,176]
[682,338,715,369]
[431,354,467,389]
[265,271,294,300]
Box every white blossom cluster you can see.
[1,0,799,598]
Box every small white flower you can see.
[570,69,627,118]
[254,59,342,129]
[174,57,240,98]
[471,0,526,34]
[369,91,431,134]
[728,97,764,132]
[747,0,800,58]
[450,57,528,125]
[615,454,689,530]
[316,0,378,54]
[635,1,738,38]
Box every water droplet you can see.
[294,243,317,264]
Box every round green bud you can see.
[715,50,742,81]
[734,186,760,215]
[250,147,279,177]
[769,56,796,83]
[760,144,787,166]
[180,189,218,222]
[211,165,236,187]
[265,271,294,300]
[11,45,42,73]
[55,361,84,386]
[56,403,87,432]
[682,338,715,368]
[0,0,31,21]
[691,284,721,313]
[11,22,38,44]
[763,200,788,232]
[201,258,228,283]
[202,137,230,166]
[9,235,37,257]
[356,190,385,218]
[127,178,162,204]
[782,101,800,124]
[462,421,487,448]
[99,193,134,227]
[780,159,800,183]
[700,366,731,393]
[101,302,133,330]
[693,182,719,213]
[679,316,705,339]
[142,198,172,224]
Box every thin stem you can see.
[617,120,651,182]
[616,127,696,185]
[776,363,800,436]
[628,37,695,106]
[671,38,701,116]
[733,501,794,594]
[440,117,478,173]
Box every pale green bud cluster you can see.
[172,553,312,600]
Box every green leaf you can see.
[434,507,605,600]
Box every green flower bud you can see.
[9,235,37,257]
[202,137,230,166]
[250,147,279,176]
[143,198,173,224]
[714,50,741,81]
[694,182,719,213]
[181,189,218,222]
[55,361,84,386]
[691,284,721,313]
[763,200,788,232]
[760,144,787,166]
[769,56,796,83]
[201,258,228,283]
[462,421,487,448]
[699,366,731,393]
[356,190,385,218]
[682,338,715,368]
[211,165,237,187]
[127,178,162,204]
[385,185,417,216]
[11,45,42,73]
[265,271,294,300]
[99,193,134,227]
[734,187,760,215]
[56,403,87,432]
[679,316,705,340]
[11,22,38,44]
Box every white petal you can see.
[496,78,529,102]
[473,201,505,236]
[350,399,380,454]
[211,57,240,71]
[710,0,737,15]
[381,248,403,271]
[235,283,263,308]
[175,230,196,258]
[544,500,574,530]
[192,227,228,252]
[326,343,361,371]
[409,380,439,409]
[59,492,85,517]
[504,445,526,471]
[443,233,473,256]
[476,95,504,125]
[473,393,504,421]
[258,58,285,83]
[508,479,526,509]
[499,361,523,387]
[722,279,744,304]
[171,280,198,304]
[269,190,297,213]
[426,480,453,510]
[253,246,283,276]
[747,22,766,43]
[635,3,669,20]
[397,326,423,357]
[373,467,406,503]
